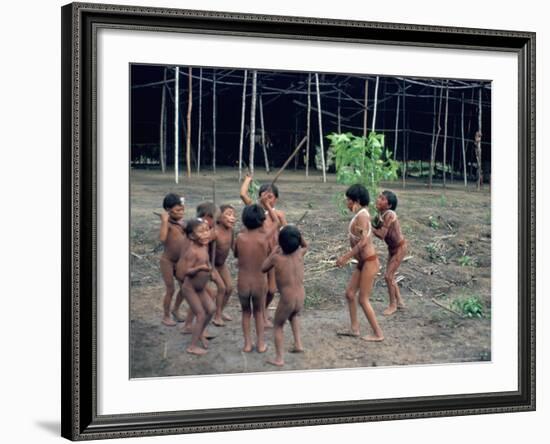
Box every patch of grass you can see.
[438,194,448,207]
[451,295,485,318]
[304,291,324,308]
[458,255,477,267]
[425,242,447,264]
[428,215,440,230]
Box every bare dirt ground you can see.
[130,168,491,378]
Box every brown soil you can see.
[130,168,491,378]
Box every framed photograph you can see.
[61,2,535,440]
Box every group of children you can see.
[157,176,406,367]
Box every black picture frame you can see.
[61,2,536,440]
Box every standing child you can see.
[372,190,407,316]
[176,218,215,356]
[212,204,237,326]
[240,173,287,326]
[335,184,384,342]
[234,200,281,353]
[158,193,186,327]
[262,225,306,367]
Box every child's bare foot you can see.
[179,324,193,335]
[242,343,253,353]
[171,311,186,323]
[212,317,225,327]
[361,334,384,342]
[222,313,233,322]
[289,346,304,353]
[266,358,284,367]
[186,345,208,355]
[161,317,177,327]
[256,343,268,353]
[200,336,209,349]
[383,305,398,316]
[336,329,360,337]
[397,301,406,309]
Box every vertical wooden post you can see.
[461,92,467,187]
[212,70,217,174]
[450,119,456,183]
[238,70,248,180]
[442,83,449,188]
[371,76,379,132]
[363,78,369,138]
[259,91,270,173]
[174,66,179,184]
[393,94,401,186]
[159,67,167,173]
[402,80,406,187]
[249,70,258,175]
[337,89,341,134]
[197,68,202,174]
[186,67,193,178]
[306,73,312,177]
[475,87,483,190]
[294,114,299,170]
[429,87,436,189]
[315,73,327,183]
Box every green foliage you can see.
[428,215,440,229]
[247,178,260,199]
[438,194,448,207]
[458,254,476,267]
[326,132,399,195]
[304,291,323,308]
[451,296,485,318]
[332,192,349,217]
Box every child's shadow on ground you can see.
[35,421,59,436]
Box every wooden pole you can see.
[371,76,379,132]
[315,73,327,183]
[197,68,202,175]
[337,89,341,133]
[429,88,436,188]
[249,70,258,175]
[363,79,369,138]
[402,79,406,188]
[174,66,179,184]
[186,67,193,178]
[259,92,270,173]
[270,136,308,186]
[432,87,444,187]
[442,83,449,188]
[475,87,483,190]
[306,73,312,177]
[212,70,217,174]
[451,118,456,183]
[461,92,467,187]
[238,70,248,180]
[159,67,167,173]
[294,115,299,170]
[393,94,401,187]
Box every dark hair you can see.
[279,225,302,254]
[219,204,235,214]
[345,184,370,206]
[242,204,266,229]
[163,193,183,210]
[184,218,207,237]
[382,190,398,210]
[258,183,279,199]
[196,201,217,218]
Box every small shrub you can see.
[451,296,485,318]
[458,255,476,267]
[428,215,440,230]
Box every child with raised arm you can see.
[262,225,306,367]
[158,193,186,327]
[372,190,407,316]
[240,173,287,326]
[335,184,384,342]
[234,200,281,353]
[212,204,237,326]
[176,218,215,356]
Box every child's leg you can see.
[383,246,407,315]
[219,264,234,321]
[160,257,177,326]
[184,285,208,355]
[358,259,384,342]
[289,311,304,353]
[264,269,277,328]
[239,292,253,352]
[171,287,187,322]
[198,289,216,348]
[338,269,361,336]
[252,293,267,353]
[266,301,291,366]
[211,267,228,326]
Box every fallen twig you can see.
[431,298,463,318]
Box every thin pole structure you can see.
[371,76,379,132]
[402,79,406,188]
[238,69,248,180]
[306,73,312,177]
[294,114,298,170]
[249,70,258,175]
[461,93,468,187]
[174,66,179,184]
[475,87,483,190]
[159,67,167,173]
[212,70,217,174]
[315,73,327,183]
[431,87,444,189]
[363,79,369,138]
[451,119,456,183]
[186,67,193,178]
[259,92,270,173]
[337,89,342,133]
[393,95,401,187]
[442,83,449,188]
[197,68,202,174]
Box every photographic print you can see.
[129,64,492,378]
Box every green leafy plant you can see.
[458,254,476,267]
[438,194,448,207]
[428,215,440,229]
[247,178,260,199]
[451,296,485,318]
[326,132,399,196]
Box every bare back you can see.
[214,224,234,267]
[272,249,305,302]
[234,229,269,295]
